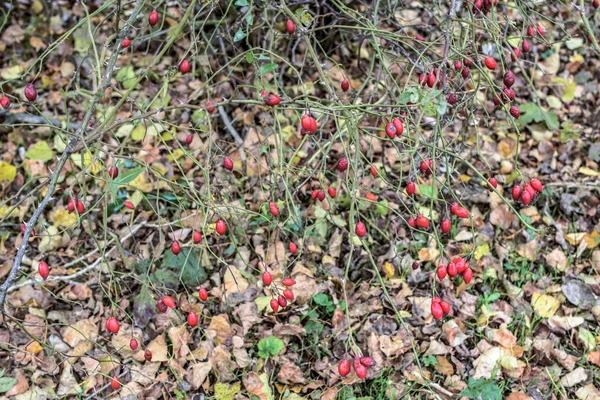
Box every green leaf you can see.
[117,167,144,185]
[214,383,241,400]
[0,377,17,393]
[578,327,596,351]
[417,184,438,199]
[132,258,152,275]
[25,141,54,161]
[259,63,278,75]
[233,28,246,42]
[257,336,284,358]
[245,12,253,26]
[115,65,137,89]
[161,247,208,287]
[191,109,208,127]
[313,293,332,307]
[234,0,249,5]
[245,53,254,64]
[399,88,418,104]
[0,161,17,183]
[461,378,502,400]
[150,269,180,290]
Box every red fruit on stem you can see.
[447,262,458,277]
[187,311,199,327]
[193,231,202,243]
[0,96,10,108]
[171,241,181,255]
[264,93,281,106]
[433,296,441,303]
[440,301,451,315]
[353,358,367,379]
[370,166,378,177]
[162,295,176,308]
[156,300,167,313]
[76,201,85,214]
[527,26,535,36]
[412,261,420,270]
[530,179,543,193]
[341,79,350,92]
[144,349,153,361]
[223,156,234,171]
[447,93,457,105]
[216,219,227,235]
[524,184,536,198]
[504,71,515,88]
[427,72,436,88]
[365,193,377,201]
[415,214,429,229]
[512,185,522,200]
[317,191,326,201]
[488,177,498,191]
[511,47,521,61]
[454,60,462,70]
[283,277,296,287]
[338,360,351,376]
[286,19,295,35]
[337,157,349,172]
[106,317,120,334]
[360,356,376,367]
[431,301,444,320]
[455,258,467,274]
[385,122,397,139]
[419,73,427,86]
[461,67,470,79]
[205,102,216,115]
[406,181,416,196]
[355,222,367,238]
[148,10,159,26]
[441,219,451,234]
[24,83,37,101]
[419,159,433,175]
[509,105,520,118]
[111,376,121,390]
[503,87,515,101]
[130,338,138,351]
[407,217,416,228]
[21,224,35,237]
[301,115,318,134]
[289,242,298,255]
[311,190,319,200]
[594,0,599,8]
[484,57,497,70]
[283,289,294,301]
[521,190,532,205]
[522,40,531,53]
[262,271,273,286]
[463,268,473,284]
[179,60,190,74]
[392,117,404,135]
[108,166,119,179]
[454,206,469,219]
[278,295,288,308]
[199,287,208,301]
[437,265,447,280]
[122,39,131,49]
[125,200,135,210]
[269,201,280,217]
[464,57,473,67]
[38,261,50,280]
[328,187,336,198]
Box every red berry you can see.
[412,262,419,270]
[179,60,191,75]
[521,190,532,205]
[130,338,138,351]
[431,301,444,320]
[433,296,441,303]
[503,87,515,101]
[311,190,319,200]
[269,201,279,217]
[511,47,521,61]
[289,242,298,255]
[463,268,473,284]
[156,299,167,313]
[187,311,199,327]
[144,349,153,361]
[301,115,318,135]
[447,93,457,105]
[24,83,37,101]
[162,295,176,308]
[338,359,351,376]
[594,0,599,8]
[148,10,159,27]
[278,294,288,306]
[283,277,295,287]
[270,298,280,312]
[337,157,349,172]
[415,214,429,229]
[461,67,470,79]
[440,301,451,315]
[262,271,273,286]
[341,79,350,92]
[206,101,216,114]
[216,219,227,235]
[355,222,367,238]
[108,166,119,179]
[504,71,515,88]
[125,200,135,210]
[454,206,469,219]
[360,356,376,367]
[522,40,531,53]
[328,187,337,198]
[441,219,451,234]
[171,241,181,255]
[464,57,473,67]
[419,73,427,86]
[0,96,10,109]
[406,181,416,196]
[437,265,447,280]
[223,156,234,171]
[106,317,120,334]
[447,262,458,277]
[524,184,536,198]
[199,287,208,301]
[419,159,433,176]
[527,26,535,36]
[427,72,436,88]
[76,200,85,214]
[455,258,467,274]
[264,93,281,106]
[392,117,404,135]
[353,357,367,379]
[365,193,377,201]
[407,217,416,228]
[484,57,497,70]
[122,39,131,49]
[38,261,50,280]
[488,177,498,191]
[111,376,121,390]
[283,289,294,301]
[530,179,543,193]
[317,191,325,201]
[454,60,462,70]
[286,19,295,35]
[509,105,520,118]
[512,185,522,200]
[193,231,203,244]
[385,122,397,139]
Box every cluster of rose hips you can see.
[338,356,375,379]
[430,296,452,320]
[67,197,86,215]
[171,220,224,255]
[311,187,336,201]
[436,256,473,284]
[511,178,543,206]
[262,272,295,312]
[300,114,318,136]
[384,117,404,139]
[470,0,498,15]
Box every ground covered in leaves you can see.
[0,0,600,399]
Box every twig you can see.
[217,105,246,161]
[0,110,79,130]
[543,201,568,251]
[0,0,145,314]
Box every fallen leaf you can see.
[545,248,567,272]
[560,367,588,388]
[434,357,454,376]
[548,316,584,331]
[531,291,559,318]
[277,360,306,384]
[243,372,272,400]
[146,334,169,362]
[206,314,233,345]
[186,362,212,390]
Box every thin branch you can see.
[217,105,246,161]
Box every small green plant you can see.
[257,336,284,359]
[460,378,502,400]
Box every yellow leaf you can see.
[129,173,152,193]
[53,208,78,228]
[167,149,185,162]
[459,174,471,182]
[131,125,146,141]
[561,80,576,103]
[25,341,43,353]
[0,65,24,80]
[565,232,586,246]
[582,231,600,249]
[383,262,395,279]
[578,167,599,177]
[474,243,490,260]
[0,161,17,183]
[531,291,559,318]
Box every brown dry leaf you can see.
[493,328,517,349]
[277,360,306,384]
[206,314,233,345]
[548,316,584,330]
[6,370,29,396]
[565,233,586,246]
[490,204,516,229]
[273,324,306,337]
[243,372,272,400]
[506,393,533,400]
[560,367,588,388]
[168,324,191,361]
[545,248,568,272]
[473,347,508,379]
[290,264,318,304]
[442,319,469,347]
[576,384,600,399]
[434,357,454,376]
[63,318,98,356]
[582,231,600,249]
[131,361,160,385]
[146,334,169,362]
[321,388,338,400]
[1,25,25,45]
[233,347,251,368]
[586,351,600,367]
[210,345,237,381]
[57,364,81,396]
[379,333,411,357]
[29,36,46,50]
[234,302,261,335]
[186,361,212,390]
[64,284,93,300]
[224,265,249,295]
[517,240,538,260]
[552,348,578,371]
[424,340,452,356]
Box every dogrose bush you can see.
[0,0,597,397]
